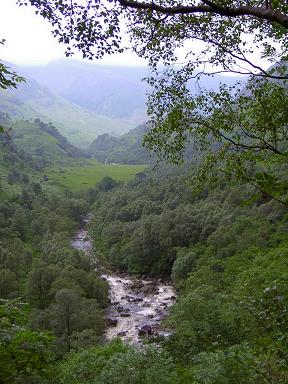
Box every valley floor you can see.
[46,159,146,192]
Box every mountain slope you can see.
[11,118,86,169]
[87,124,152,164]
[0,112,42,196]
[0,65,134,147]
[22,60,149,121]
[21,59,244,128]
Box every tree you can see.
[17,0,288,203]
[43,289,105,353]
[99,347,180,384]
[56,340,129,384]
[0,41,24,90]
[16,0,288,74]
[0,269,18,299]
[0,300,54,384]
[26,262,59,309]
[0,40,25,131]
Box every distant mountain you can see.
[87,124,152,164]
[0,60,245,149]
[22,60,149,122]
[21,59,245,130]
[0,63,136,148]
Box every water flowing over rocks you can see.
[71,216,176,344]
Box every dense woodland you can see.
[87,124,152,165]
[1,0,288,382]
[1,134,287,382]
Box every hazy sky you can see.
[0,0,270,73]
[0,0,146,66]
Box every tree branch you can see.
[118,0,288,29]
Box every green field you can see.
[45,159,146,191]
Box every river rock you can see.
[107,317,118,326]
[117,305,130,313]
[130,281,144,290]
[140,283,157,295]
[130,297,144,303]
[117,331,127,337]
[120,312,131,317]
[138,324,153,336]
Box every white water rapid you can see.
[71,216,176,344]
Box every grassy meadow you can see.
[45,159,146,191]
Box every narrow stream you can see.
[71,216,176,344]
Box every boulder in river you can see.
[140,283,157,295]
[120,312,131,317]
[117,331,127,337]
[117,305,130,313]
[138,324,153,336]
[130,297,144,303]
[107,317,118,327]
[130,281,144,290]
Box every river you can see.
[71,216,176,344]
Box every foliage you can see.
[145,76,288,206]
[56,340,129,384]
[0,300,54,384]
[17,0,288,70]
[0,40,25,94]
[87,124,152,165]
[0,163,109,355]
[90,163,288,382]
[18,0,288,204]
[56,342,181,384]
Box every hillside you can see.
[22,60,243,121]
[0,64,134,147]
[22,60,149,121]
[0,61,244,149]
[0,113,42,196]
[11,118,85,168]
[0,113,145,195]
[87,124,153,164]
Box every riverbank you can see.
[71,217,176,344]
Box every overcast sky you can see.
[0,0,146,66]
[0,0,271,74]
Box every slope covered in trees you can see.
[0,64,134,147]
[0,153,109,382]
[87,124,152,164]
[1,115,287,383]
[1,0,287,382]
[88,163,288,383]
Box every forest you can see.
[1,0,288,383]
[1,144,287,383]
